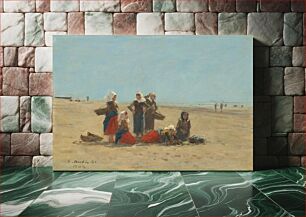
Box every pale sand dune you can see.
[53,99,253,171]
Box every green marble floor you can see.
[0,167,305,216]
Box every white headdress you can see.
[119,110,129,123]
[104,91,117,102]
[135,91,146,103]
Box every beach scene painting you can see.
[53,36,253,171]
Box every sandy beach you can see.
[53,99,253,171]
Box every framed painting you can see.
[53,36,253,171]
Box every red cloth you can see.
[120,132,136,145]
[141,130,160,143]
[104,116,118,135]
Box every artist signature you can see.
[67,159,97,169]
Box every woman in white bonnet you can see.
[102,91,119,143]
[115,111,136,145]
[127,91,148,138]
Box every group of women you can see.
[101,91,191,145]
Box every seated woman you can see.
[115,111,136,145]
[176,111,191,141]
[141,125,179,145]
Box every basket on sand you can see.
[80,132,103,142]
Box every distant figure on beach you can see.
[145,92,158,132]
[214,103,218,112]
[220,103,223,112]
[128,91,147,138]
[176,111,191,141]
[115,111,136,145]
[103,91,119,143]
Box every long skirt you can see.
[133,112,144,134]
[120,132,136,145]
[145,113,155,131]
[141,130,160,143]
[104,115,118,135]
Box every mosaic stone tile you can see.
[121,0,152,12]
[11,133,40,155]
[31,96,52,133]
[3,0,35,12]
[18,47,35,67]
[84,12,113,35]
[195,12,217,35]
[50,0,79,12]
[272,96,293,133]
[165,13,195,31]
[291,0,305,12]
[284,67,305,95]
[153,0,175,12]
[2,67,29,96]
[137,13,164,35]
[208,0,236,12]
[20,96,31,132]
[36,0,50,12]
[3,47,18,66]
[218,13,247,35]
[0,96,19,132]
[284,13,303,46]
[247,13,283,46]
[40,133,53,155]
[176,0,208,12]
[288,133,305,155]
[44,12,67,31]
[0,13,25,46]
[68,12,85,35]
[236,0,256,12]
[294,96,305,113]
[32,156,53,167]
[0,133,10,155]
[80,0,120,12]
[29,73,53,96]
[113,13,136,35]
[260,0,290,12]
[25,13,44,46]
[35,47,53,72]
[4,156,33,167]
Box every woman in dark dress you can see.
[128,92,147,138]
[145,92,158,132]
[176,111,191,141]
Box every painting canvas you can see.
[53,36,253,171]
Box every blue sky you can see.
[53,36,253,105]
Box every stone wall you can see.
[0,0,305,169]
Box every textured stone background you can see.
[0,0,305,169]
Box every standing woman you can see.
[144,92,158,132]
[103,91,119,143]
[128,92,147,138]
